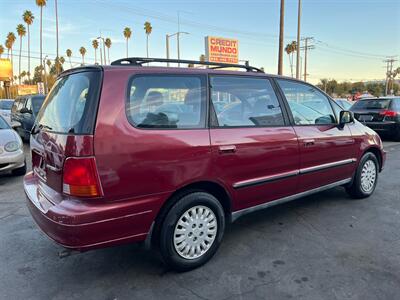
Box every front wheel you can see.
[159,192,225,272]
[346,153,379,199]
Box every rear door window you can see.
[35,70,101,134]
[210,76,285,127]
[127,75,207,129]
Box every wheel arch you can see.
[363,146,383,171]
[150,180,233,248]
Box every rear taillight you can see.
[379,110,398,117]
[62,157,102,197]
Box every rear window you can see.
[127,75,207,129]
[35,70,101,134]
[0,100,13,110]
[351,99,391,110]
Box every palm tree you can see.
[105,38,111,64]
[20,71,27,83]
[6,32,16,62]
[79,47,86,65]
[0,45,4,58]
[5,40,12,59]
[16,24,26,84]
[36,0,47,72]
[59,56,65,66]
[46,59,52,69]
[23,10,34,81]
[66,49,72,68]
[92,39,99,64]
[123,27,132,57]
[144,22,152,58]
[285,41,297,77]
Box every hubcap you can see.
[173,205,218,260]
[360,160,377,193]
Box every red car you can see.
[24,58,385,271]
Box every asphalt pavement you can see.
[0,141,399,300]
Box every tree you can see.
[123,27,132,57]
[285,41,296,77]
[16,24,26,84]
[66,49,72,68]
[6,32,16,63]
[105,38,111,64]
[144,21,152,58]
[199,54,206,62]
[92,39,99,64]
[5,39,12,59]
[23,10,34,81]
[36,0,47,72]
[46,59,52,70]
[0,45,4,58]
[79,47,86,65]
[59,56,65,65]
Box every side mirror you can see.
[338,110,354,129]
[20,107,32,114]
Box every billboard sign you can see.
[17,85,38,96]
[205,36,239,64]
[37,82,45,95]
[0,58,13,81]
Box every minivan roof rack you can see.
[111,57,264,73]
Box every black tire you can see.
[159,192,225,272]
[346,152,379,199]
[12,162,27,176]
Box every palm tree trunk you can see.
[107,48,110,64]
[69,57,72,68]
[82,55,84,65]
[40,7,43,70]
[19,36,22,85]
[289,53,293,77]
[126,38,128,57]
[146,35,149,58]
[94,49,97,64]
[28,25,31,81]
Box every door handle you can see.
[304,139,315,147]
[218,145,237,154]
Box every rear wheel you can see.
[159,192,225,272]
[346,153,378,199]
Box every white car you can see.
[0,99,14,125]
[0,115,26,176]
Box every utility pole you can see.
[384,56,397,95]
[166,35,170,67]
[166,31,189,67]
[295,0,302,79]
[55,0,59,74]
[301,37,315,82]
[278,0,285,75]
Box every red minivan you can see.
[24,58,386,271]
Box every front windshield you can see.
[0,116,10,129]
[32,97,46,114]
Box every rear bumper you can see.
[24,172,164,251]
[0,149,25,172]
[363,121,400,133]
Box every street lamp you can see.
[97,36,106,65]
[166,31,189,67]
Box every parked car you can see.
[0,99,14,125]
[11,94,46,141]
[334,98,353,110]
[25,58,385,271]
[350,97,400,140]
[0,115,26,175]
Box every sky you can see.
[0,0,399,84]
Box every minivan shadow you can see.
[48,187,349,276]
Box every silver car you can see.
[0,115,26,176]
[0,99,14,125]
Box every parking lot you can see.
[0,141,399,300]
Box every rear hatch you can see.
[30,68,102,199]
[350,98,392,122]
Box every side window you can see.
[277,80,336,125]
[210,76,284,127]
[127,75,207,129]
[391,99,400,111]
